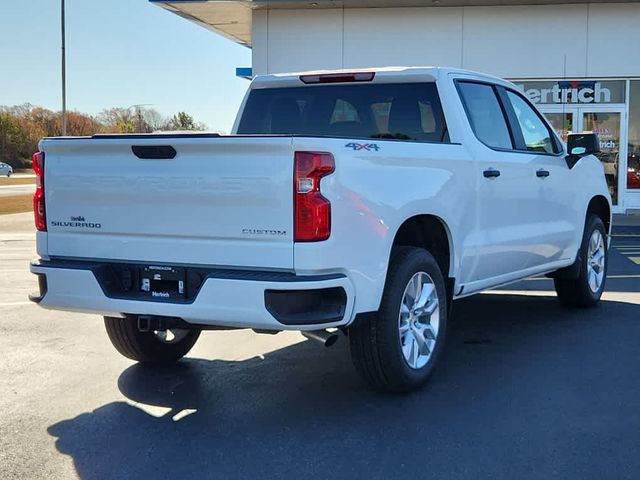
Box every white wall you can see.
[251,3,640,78]
[342,7,464,70]
[252,9,344,75]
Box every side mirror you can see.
[566,133,600,168]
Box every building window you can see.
[628,81,640,190]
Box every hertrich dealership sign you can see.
[514,80,625,105]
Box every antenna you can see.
[562,54,568,136]
[266,0,270,74]
[341,1,345,69]
[61,0,67,136]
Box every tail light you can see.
[32,151,46,231]
[300,72,375,84]
[294,152,334,242]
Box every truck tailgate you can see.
[41,136,295,269]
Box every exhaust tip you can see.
[324,332,339,348]
[302,329,340,348]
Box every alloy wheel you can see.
[587,229,606,293]
[398,271,440,369]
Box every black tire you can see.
[554,214,608,308]
[104,316,201,363]
[348,247,448,392]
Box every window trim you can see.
[500,86,565,157]
[495,86,526,149]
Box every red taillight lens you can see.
[32,151,46,231]
[294,152,334,242]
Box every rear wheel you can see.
[554,215,608,307]
[104,316,200,363]
[349,247,448,392]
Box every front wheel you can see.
[349,247,448,392]
[104,316,200,363]
[554,215,608,307]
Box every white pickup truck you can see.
[30,67,611,392]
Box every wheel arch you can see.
[586,195,612,235]
[549,195,611,280]
[391,214,454,282]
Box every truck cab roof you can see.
[250,66,515,89]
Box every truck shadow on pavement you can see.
[47,293,640,480]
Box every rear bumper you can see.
[30,260,355,331]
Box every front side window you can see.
[237,82,449,143]
[457,82,513,150]
[506,90,559,154]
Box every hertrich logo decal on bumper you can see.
[51,216,102,229]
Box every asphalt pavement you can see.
[1,213,639,480]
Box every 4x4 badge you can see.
[345,142,380,151]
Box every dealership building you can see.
[154,0,640,213]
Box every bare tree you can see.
[98,108,135,133]
[142,108,167,132]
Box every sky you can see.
[0,0,252,132]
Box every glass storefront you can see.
[513,79,640,211]
[628,81,640,190]
[583,111,622,204]
[545,113,573,142]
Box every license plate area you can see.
[140,265,186,301]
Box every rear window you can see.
[237,83,449,143]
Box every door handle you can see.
[483,168,501,178]
[536,169,550,178]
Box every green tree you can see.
[167,111,205,131]
[170,112,195,130]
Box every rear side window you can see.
[237,82,449,143]
[505,90,560,154]
[457,82,513,150]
